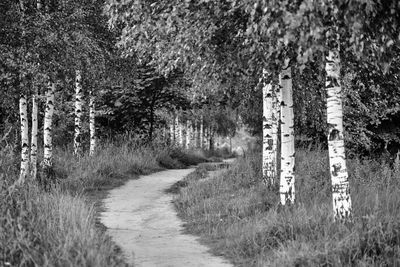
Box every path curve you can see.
[100,168,233,267]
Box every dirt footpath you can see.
[100,168,233,267]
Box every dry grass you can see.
[174,149,400,266]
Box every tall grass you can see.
[1,141,208,266]
[174,149,400,266]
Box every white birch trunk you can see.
[89,90,96,156]
[204,125,209,150]
[193,120,199,148]
[262,69,276,186]
[279,63,295,205]
[30,92,38,179]
[185,120,191,149]
[178,122,184,147]
[200,116,204,149]
[273,78,281,172]
[326,35,352,220]
[174,115,181,147]
[74,69,83,156]
[19,94,29,182]
[169,118,175,145]
[43,82,55,170]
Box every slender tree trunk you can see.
[74,69,83,156]
[89,90,96,156]
[178,122,184,147]
[185,119,191,149]
[273,78,281,179]
[169,117,175,145]
[262,69,276,186]
[200,116,204,149]
[193,120,198,149]
[19,94,29,183]
[326,32,352,220]
[209,125,214,150]
[43,82,55,172]
[279,63,295,205]
[30,90,38,179]
[174,115,181,147]
[204,125,209,150]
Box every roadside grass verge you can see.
[1,142,208,266]
[173,149,400,266]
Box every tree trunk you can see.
[174,115,181,147]
[185,120,191,149]
[169,117,174,145]
[279,63,295,205]
[178,122,184,147]
[204,124,209,149]
[200,116,204,149]
[209,125,214,151]
[273,77,281,180]
[89,90,96,156]
[193,120,199,148]
[326,33,352,220]
[74,69,83,156]
[30,91,38,179]
[262,69,276,186]
[19,94,29,183]
[43,82,55,172]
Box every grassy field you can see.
[173,149,400,266]
[0,142,208,266]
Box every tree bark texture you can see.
[74,70,83,156]
[19,94,29,182]
[279,64,295,205]
[30,92,38,179]
[262,69,276,186]
[89,90,96,156]
[43,82,55,170]
[326,32,352,220]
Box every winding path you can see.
[100,168,232,267]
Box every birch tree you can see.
[262,69,275,186]
[326,28,352,220]
[200,115,204,149]
[169,117,175,145]
[89,90,96,156]
[74,69,83,156]
[185,119,191,149]
[19,93,29,183]
[279,62,295,205]
[30,89,38,179]
[43,82,55,173]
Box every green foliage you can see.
[174,150,400,266]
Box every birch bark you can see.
[326,31,352,220]
[30,91,38,179]
[89,90,96,156]
[74,69,83,156]
[200,116,204,149]
[279,63,295,205]
[19,94,29,182]
[262,69,275,186]
[169,118,175,145]
[185,120,191,149]
[43,82,55,171]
